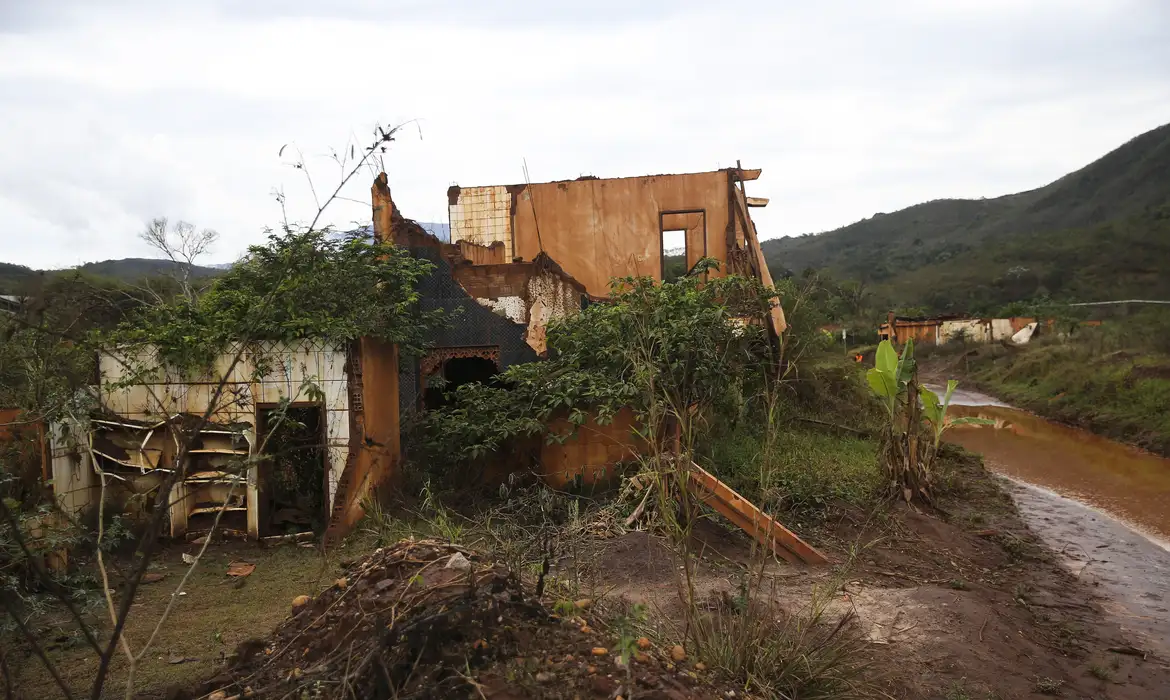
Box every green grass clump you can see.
[706,424,880,516]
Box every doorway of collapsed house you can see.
[422,350,501,410]
[659,210,707,283]
[257,403,327,536]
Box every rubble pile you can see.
[196,538,724,699]
[198,539,534,698]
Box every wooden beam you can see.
[735,168,761,182]
[686,462,828,565]
[746,196,769,207]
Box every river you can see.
[929,384,1170,654]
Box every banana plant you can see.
[865,339,992,504]
[919,380,995,451]
[866,339,917,419]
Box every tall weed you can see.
[691,561,878,699]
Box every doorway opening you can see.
[258,404,326,536]
[661,229,687,283]
[659,210,706,283]
[423,355,500,410]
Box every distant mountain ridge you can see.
[0,223,451,294]
[762,122,1170,312]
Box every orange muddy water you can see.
[943,390,1170,541]
[931,384,1170,653]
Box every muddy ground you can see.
[555,450,1170,699]
[836,451,1170,699]
[11,451,1170,699]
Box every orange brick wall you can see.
[452,263,533,300]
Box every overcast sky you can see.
[1,0,1167,269]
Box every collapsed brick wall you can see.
[398,250,538,416]
[452,264,534,306]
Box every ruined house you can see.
[50,339,401,541]
[45,164,786,542]
[374,166,785,413]
[374,165,784,487]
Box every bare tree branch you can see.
[139,217,219,302]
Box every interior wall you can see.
[98,341,351,509]
[509,171,732,296]
[448,185,515,261]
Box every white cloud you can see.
[1,0,1167,268]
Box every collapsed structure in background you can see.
[878,313,1044,346]
[375,166,821,563]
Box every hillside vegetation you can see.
[0,262,38,294]
[763,122,1170,313]
[0,258,223,295]
[960,308,1170,456]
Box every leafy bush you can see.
[407,263,778,475]
[106,228,440,372]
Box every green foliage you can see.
[919,380,993,452]
[1,271,158,420]
[866,340,990,502]
[0,327,94,423]
[105,228,439,372]
[866,338,917,419]
[409,263,778,474]
[613,602,648,665]
[707,423,879,516]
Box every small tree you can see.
[139,218,219,303]
[866,339,989,503]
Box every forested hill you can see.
[762,121,1170,312]
[0,259,222,294]
[2,222,454,295]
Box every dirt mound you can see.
[192,539,723,699]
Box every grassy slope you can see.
[762,121,1170,312]
[966,336,1170,456]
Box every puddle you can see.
[938,389,1170,542]
[930,383,1170,652]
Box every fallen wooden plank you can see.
[686,462,828,565]
[687,478,800,564]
